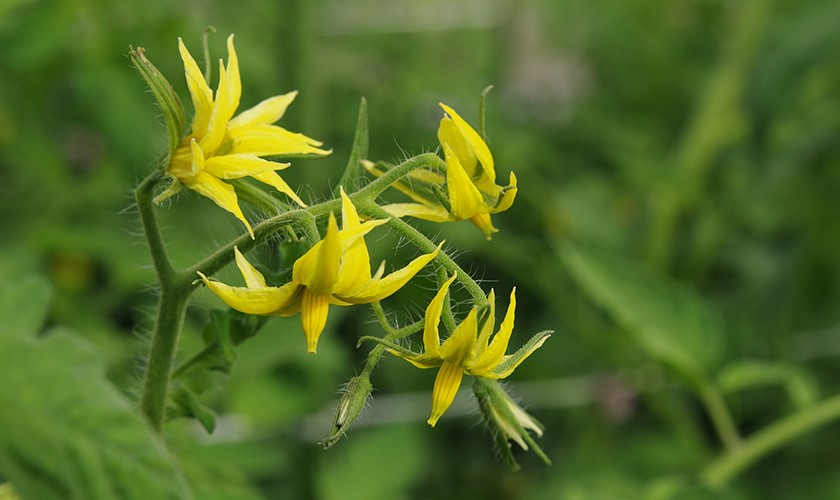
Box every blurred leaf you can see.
[0,324,190,499]
[316,425,429,500]
[718,360,818,409]
[0,275,51,342]
[560,243,725,386]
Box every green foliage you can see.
[560,243,725,387]
[0,277,190,499]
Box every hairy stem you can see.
[358,202,487,306]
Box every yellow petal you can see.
[293,213,341,294]
[332,188,372,295]
[427,361,464,427]
[228,91,298,130]
[250,170,307,207]
[471,289,496,363]
[492,172,518,213]
[224,34,241,117]
[198,59,231,154]
[439,103,495,182]
[470,288,516,374]
[178,38,213,137]
[229,124,330,157]
[421,274,456,358]
[336,242,442,303]
[444,145,485,220]
[438,115,478,178]
[203,154,290,179]
[439,307,478,365]
[469,213,498,240]
[301,288,331,353]
[378,203,450,222]
[198,272,301,315]
[184,171,254,239]
[234,247,266,288]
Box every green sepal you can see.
[170,385,217,433]
[491,330,553,377]
[321,375,373,449]
[336,97,369,195]
[129,46,186,159]
[478,85,494,141]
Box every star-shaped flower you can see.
[160,34,330,238]
[365,103,517,239]
[367,274,550,426]
[199,188,441,353]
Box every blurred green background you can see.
[2,0,840,498]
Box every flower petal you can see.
[228,91,298,130]
[421,274,456,358]
[178,38,213,137]
[293,213,341,294]
[234,247,266,288]
[229,124,330,157]
[184,170,253,239]
[444,145,485,220]
[439,103,495,182]
[301,288,331,353]
[335,242,442,304]
[439,307,478,365]
[470,289,496,364]
[427,361,464,427]
[198,272,301,315]
[250,170,307,207]
[378,203,450,222]
[469,213,498,241]
[470,288,516,373]
[203,154,290,179]
[438,115,478,178]
[492,172,518,213]
[332,188,372,295]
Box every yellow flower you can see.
[364,103,517,240]
[160,34,331,238]
[375,275,550,426]
[198,188,441,353]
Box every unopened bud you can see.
[473,378,551,469]
[321,375,372,448]
[129,46,186,159]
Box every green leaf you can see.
[0,275,51,343]
[560,243,725,387]
[478,84,494,141]
[0,326,190,499]
[718,360,818,409]
[171,385,218,434]
[336,97,369,194]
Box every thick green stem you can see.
[139,286,190,431]
[698,383,742,452]
[136,172,194,430]
[701,393,840,488]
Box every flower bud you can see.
[321,375,372,448]
[128,46,186,158]
[473,378,551,469]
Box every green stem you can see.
[363,302,423,378]
[436,266,457,333]
[139,286,190,431]
[358,202,487,306]
[136,172,194,430]
[354,153,445,200]
[701,393,840,488]
[698,383,742,452]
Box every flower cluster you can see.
[157,35,330,237]
[132,33,550,466]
